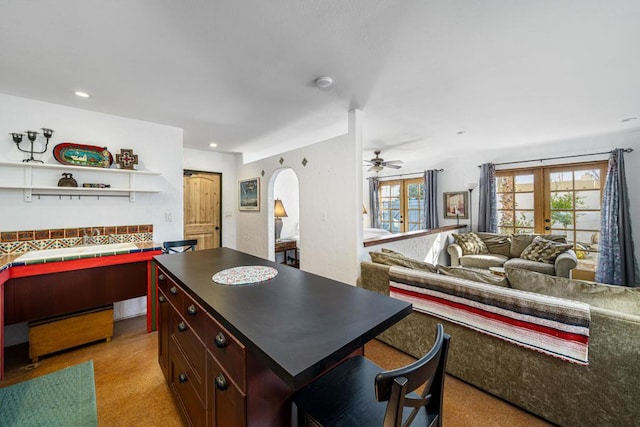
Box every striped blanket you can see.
[388,266,590,365]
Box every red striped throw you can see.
[388,266,590,365]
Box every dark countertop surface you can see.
[154,247,412,389]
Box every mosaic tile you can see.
[128,225,139,233]
[18,231,34,241]
[35,230,50,240]
[1,232,18,242]
[65,228,79,238]
[117,226,128,234]
[50,229,65,239]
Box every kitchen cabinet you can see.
[0,161,161,202]
[4,262,147,325]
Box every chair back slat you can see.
[162,239,198,253]
[375,324,450,427]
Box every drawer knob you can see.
[179,373,187,384]
[215,373,228,391]
[158,274,165,281]
[187,304,197,315]
[178,321,187,332]
[158,295,166,303]
[215,332,227,348]
[169,286,178,295]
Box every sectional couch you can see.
[358,257,640,427]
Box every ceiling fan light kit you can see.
[364,150,403,173]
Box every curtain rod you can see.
[479,148,634,167]
[367,169,444,180]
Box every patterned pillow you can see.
[452,233,489,255]
[519,236,572,264]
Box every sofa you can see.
[447,232,578,277]
[358,257,640,427]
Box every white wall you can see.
[183,148,238,249]
[0,93,184,326]
[236,110,363,285]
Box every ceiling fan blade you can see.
[383,160,404,165]
[384,164,402,169]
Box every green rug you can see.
[0,360,97,426]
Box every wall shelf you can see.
[0,161,162,202]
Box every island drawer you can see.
[169,340,206,427]
[180,291,208,339]
[206,313,247,392]
[157,268,183,309]
[207,352,247,427]
[170,310,206,400]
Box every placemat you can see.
[213,265,278,286]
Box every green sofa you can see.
[447,232,578,277]
[358,260,640,427]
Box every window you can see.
[496,161,607,280]
[378,178,424,233]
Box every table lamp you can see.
[274,198,288,241]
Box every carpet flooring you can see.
[2,316,552,426]
[0,360,97,426]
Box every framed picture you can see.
[443,191,468,219]
[239,177,260,211]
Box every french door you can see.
[496,161,607,280]
[378,178,424,233]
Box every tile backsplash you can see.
[0,224,153,255]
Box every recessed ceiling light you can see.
[315,76,334,89]
[74,91,90,98]
[209,143,218,148]
[621,117,638,123]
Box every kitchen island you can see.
[154,247,411,427]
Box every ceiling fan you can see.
[364,150,403,173]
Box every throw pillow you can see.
[510,234,567,258]
[437,265,510,288]
[452,233,489,255]
[520,236,572,264]
[505,267,640,315]
[369,251,438,273]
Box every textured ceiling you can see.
[1,1,639,170]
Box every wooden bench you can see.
[28,305,114,363]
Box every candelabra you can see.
[10,128,54,163]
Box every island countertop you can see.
[153,247,412,389]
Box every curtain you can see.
[424,170,439,229]
[368,177,380,229]
[477,163,497,233]
[595,149,639,286]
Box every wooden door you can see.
[184,171,221,249]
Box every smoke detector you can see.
[315,76,334,89]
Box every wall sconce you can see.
[10,128,54,163]
[362,205,368,214]
[274,198,288,241]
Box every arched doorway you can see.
[270,168,300,267]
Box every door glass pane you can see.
[514,193,534,210]
[497,176,513,193]
[574,169,601,189]
[550,191,574,209]
[514,175,534,192]
[498,193,514,210]
[575,211,600,230]
[575,190,600,210]
[549,171,573,190]
[550,210,573,229]
[515,211,534,228]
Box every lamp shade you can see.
[274,199,288,218]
